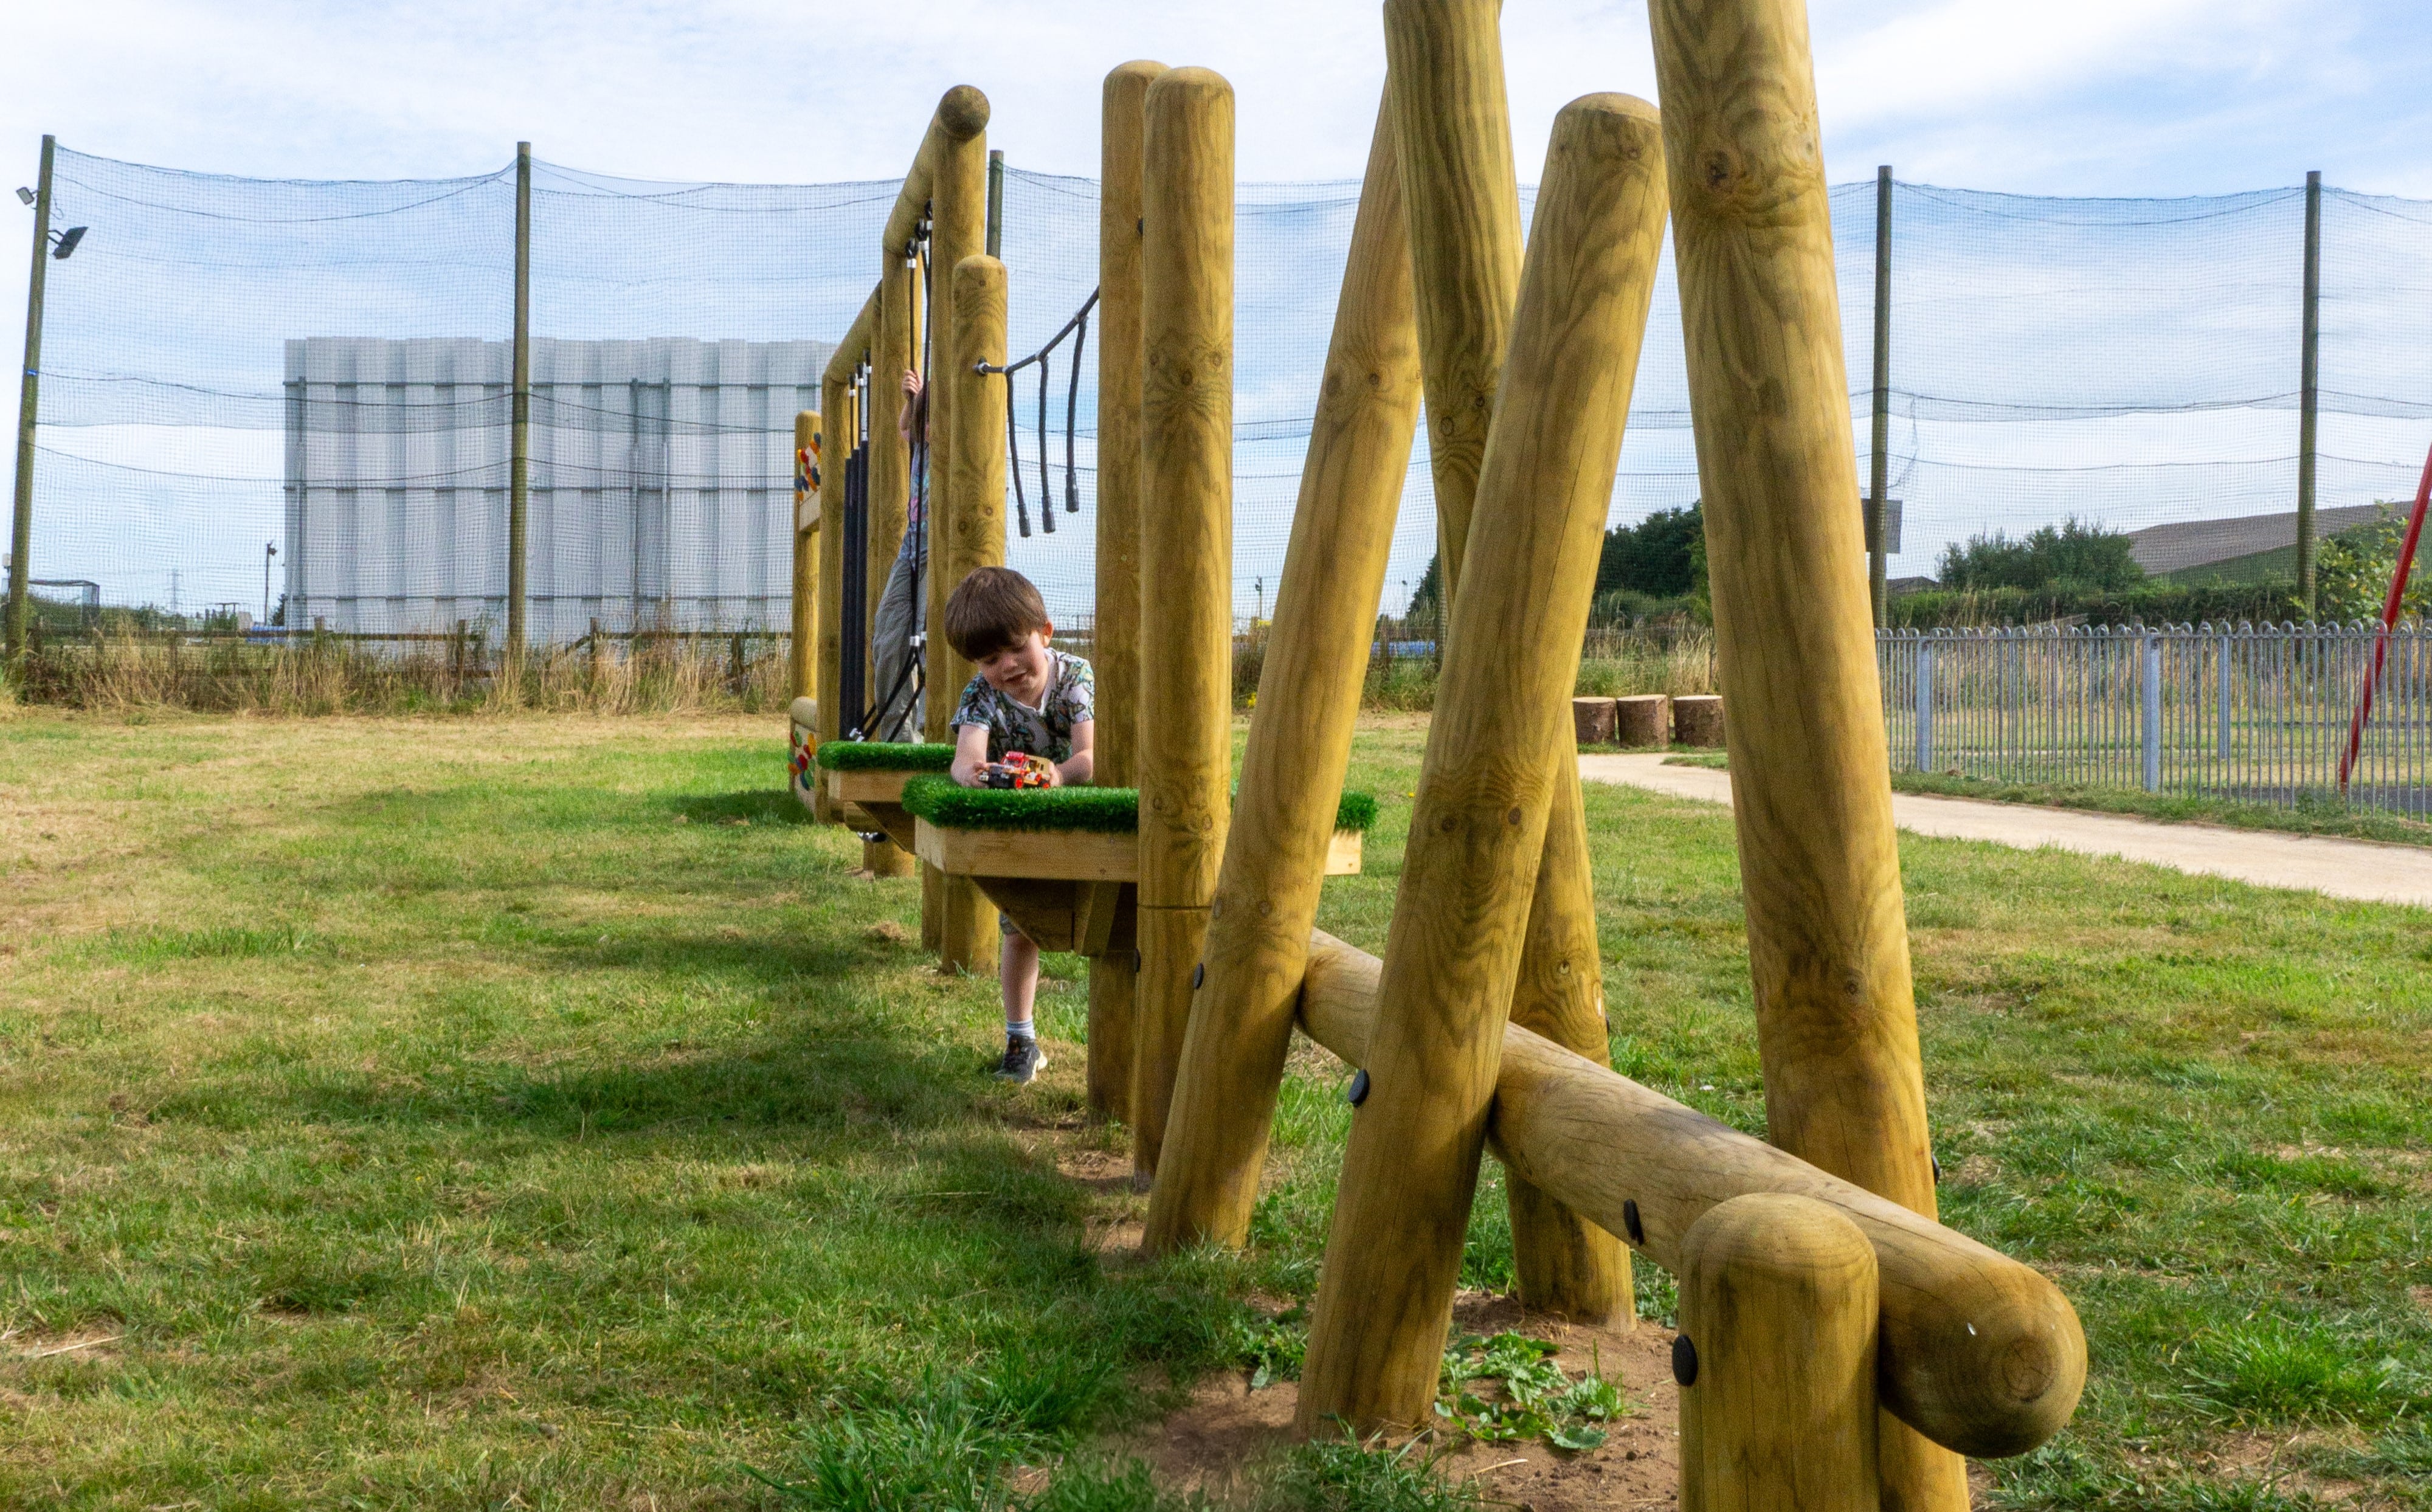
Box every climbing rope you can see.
[976,288,1099,538]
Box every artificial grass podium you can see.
[902,773,1379,836]
[810,740,956,774]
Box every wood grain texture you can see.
[1294,94,1670,1435]
[1387,0,1629,1318]
[815,373,852,825]
[1384,0,1520,600]
[866,260,917,886]
[1294,930,2087,1458]
[915,821,1138,883]
[1142,94,1422,1256]
[1088,950,1138,1124]
[1505,752,1630,1322]
[930,254,1014,973]
[1094,60,1166,792]
[1085,61,1168,1127]
[1131,66,1235,1184]
[791,410,820,702]
[922,118,990,748]
[1646,0,1957,1501]
[1679,1195,1881,1511]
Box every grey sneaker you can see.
[993,1035,1046,1083]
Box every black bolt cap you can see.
[1346,1069,1370,1106]
[1672,1333,1698,1387]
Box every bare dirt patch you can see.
[4,1328,124,1364]
[1118,1290,1682,1508]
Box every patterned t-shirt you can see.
[951,650,1095,765]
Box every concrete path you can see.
[1578,753,2432,910]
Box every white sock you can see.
[1006,1020,1035,1041]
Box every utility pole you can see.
[1868,165,1893,628]
[507,141,533,661]
[986,149,1005,258]
[2296,169,2322,618]
[7,135,54,669]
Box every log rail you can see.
[1294,928,2086,1460]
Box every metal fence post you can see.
[1868,165,1892,629]
[2217,630,2233,766]
[2296,170,2322,618]
[1914,636,1933,772]
[506,141,533,662]
[986,148,1005,258]
[2141,632,2163,792]
[7,134,55,671]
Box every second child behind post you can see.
[943,566,1095,1083]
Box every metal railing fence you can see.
[1880,624,2430,817]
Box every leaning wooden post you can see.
[938,253,1011,963]
[1387,0,1629,1323]
[1087,59,1168,1121]
[1131,66,1234,1186]
[1295,93,1669,1432]
[792,409,821,702]
[1144,92,1422,1252]
[863,250,917,880]
[1648,0,1960,1502]
[916,88,997,970]
[1678,1193,1882,1511]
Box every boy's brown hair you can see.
[944,566,1051,661]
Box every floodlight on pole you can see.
[13,187,30,206]
[49,226,84,259]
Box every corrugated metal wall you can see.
[283,336,830,641]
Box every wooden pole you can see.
[1295,93,1670,1434]
[1088,60,1167,1123]
[1143,93,1423,1252]
[507,141,533,667]
[923,89,995,973]
[865,249,917,881]
[1386,0,1629,1324]
[1294,928,2085,1460]
[1647,0,1961,1502]
[1679,1194,1882,1511]
[1131,66,1234,1185]
[1870,164,1892,629]
[792,409,820,702]
[939,254,1010,966]
[2298,168,2322,618]
[6,134,54,672]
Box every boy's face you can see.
[975,627,1052,698]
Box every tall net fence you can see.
[16,145,2432,642]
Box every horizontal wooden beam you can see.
[822,284,880,387]
[1293,930,2084,1460]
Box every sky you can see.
[9,0,2432,615]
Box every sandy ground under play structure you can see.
[1049,1140,1684,1508]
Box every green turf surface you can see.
[811,740,956,773]
[902,775,1378,836]
[1,711,2426,1508]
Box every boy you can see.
[943,566,1095,1083]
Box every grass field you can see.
[2,712,2428,1509]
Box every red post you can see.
[2338,440,2432,790]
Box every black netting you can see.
[16,147,2429,641]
